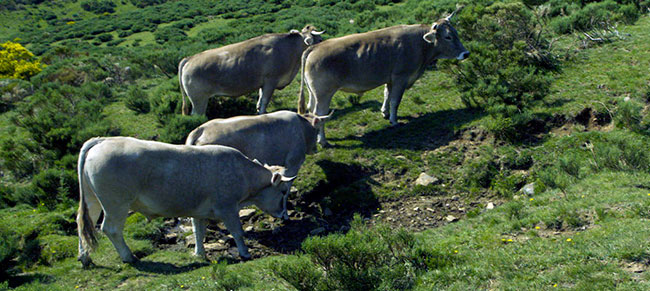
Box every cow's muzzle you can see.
[457,51,470,60]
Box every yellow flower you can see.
[501,238,506,241]
[529,198,534,201]
[67,21,76,25]
[581,195,585,198]
[75,286,79,289]
[201,276,205,280]
[180,285,184,288]
[453,250,458,254]
[507,239,513,242]
[566,238,572,242]
[41,202,44,206]
[553,283,558,287]
[535,226,540,230]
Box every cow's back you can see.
[183,34,305,95]
[306,25,433,90]
[188,111,307,167]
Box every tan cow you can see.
[76,137,295,267]
[179,25,324,116]
[297,14,469,146]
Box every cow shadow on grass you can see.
[329,107,485,151]
[130,260,209,274]
[245,160,380,255]
[5,273,55,289]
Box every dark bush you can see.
[81,0,116,14]
[96,33,113,42]
[124,86,150,114]
[159,115,207,144]
[0,225,19,280]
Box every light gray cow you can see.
[185,110,332,192]
[76,137,295,267]
[179,25,324,115]
[297,14,469,146]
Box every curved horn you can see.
[445,11,455,21]
[281,175,297,182]
[311,30,325,35]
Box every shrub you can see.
[124,213,165,241]
[96,33,113,42]
[80,0,116,14]
[0,225,19,280]
[275,215,452,290]
[124,86,150,114]
[210,261,253,290]
[614,99,644,132]
[158,115,207,144]
[0,41,44,80]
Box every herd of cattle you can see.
[76,13,469,267]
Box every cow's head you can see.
[254,169,296,221]
[290,25,325,46]
[301,110,334,154]
[423,11,469,60]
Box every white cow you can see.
[76,137,294,267]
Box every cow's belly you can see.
[130,190,214,219]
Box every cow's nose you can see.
[458,51,470,60]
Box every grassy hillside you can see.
[1,0,650,290]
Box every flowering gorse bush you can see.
[0,41,43,80]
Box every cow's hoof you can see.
[382,112,390,120]
[319,142,333,148]
[390,121,402,127]
[240,254,252,261]
[78,256,94,269]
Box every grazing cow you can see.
[179,25,324,116]
[297,14,469,146]
[76,137,295,267]
[185,110,333,192]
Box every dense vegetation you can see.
[1,0,649,289]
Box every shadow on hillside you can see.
[247,160,380,254]
[6,273,55,289]
[131,261,209,274]
[329,107,485,151]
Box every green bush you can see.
[81,0,116,14]
[0,225,19,280]
[159,115,207,144]
[276,215,450,290]
[124,213,166,241]
[615,99,644,132]
[96,33,113,42]
[210,260,253,290]
[124,86,150,114]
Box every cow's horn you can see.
[281,175,297,182]
[311,30,325,35]
[316,110,335,121]
[445,11,455,21]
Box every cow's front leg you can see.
[221,211,251,260]
[257,82,277,114]
[192,218,207,257]
[388,83,407,126]
[381,84,390,120]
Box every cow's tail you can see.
[77,138,103,255]
[297,47,314,115]
[179,57,191,115]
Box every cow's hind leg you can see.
[101,206,137,263]
[257,82,277,114]
[313,91,335,148]
[387,82,407,126]
[190,95,210,116]
[192,218,207,257]
[220,210,250,260]
[381,84,390,120]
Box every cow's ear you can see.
[304,35,314,46]
[271,172,282,186]
[423,31,436,43]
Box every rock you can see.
[445,215,458,222]
[163,233,178,244]
[287,210,295,217]
[323,207,333,217]
[244,226,254,232]
[179,225,193,233]
[204,242,228,251]
[426,207,435,213]
[218,236,234,246]
[239,209,257,220]
[486,202,495,210]
[185,234,196,247]
[395,155,407,160]
[451,195,459,201]
[415,173,439,186]
[290,186,298,194]
[520,183,535,196]
[413,207,420,212]
[310,227,325,235]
